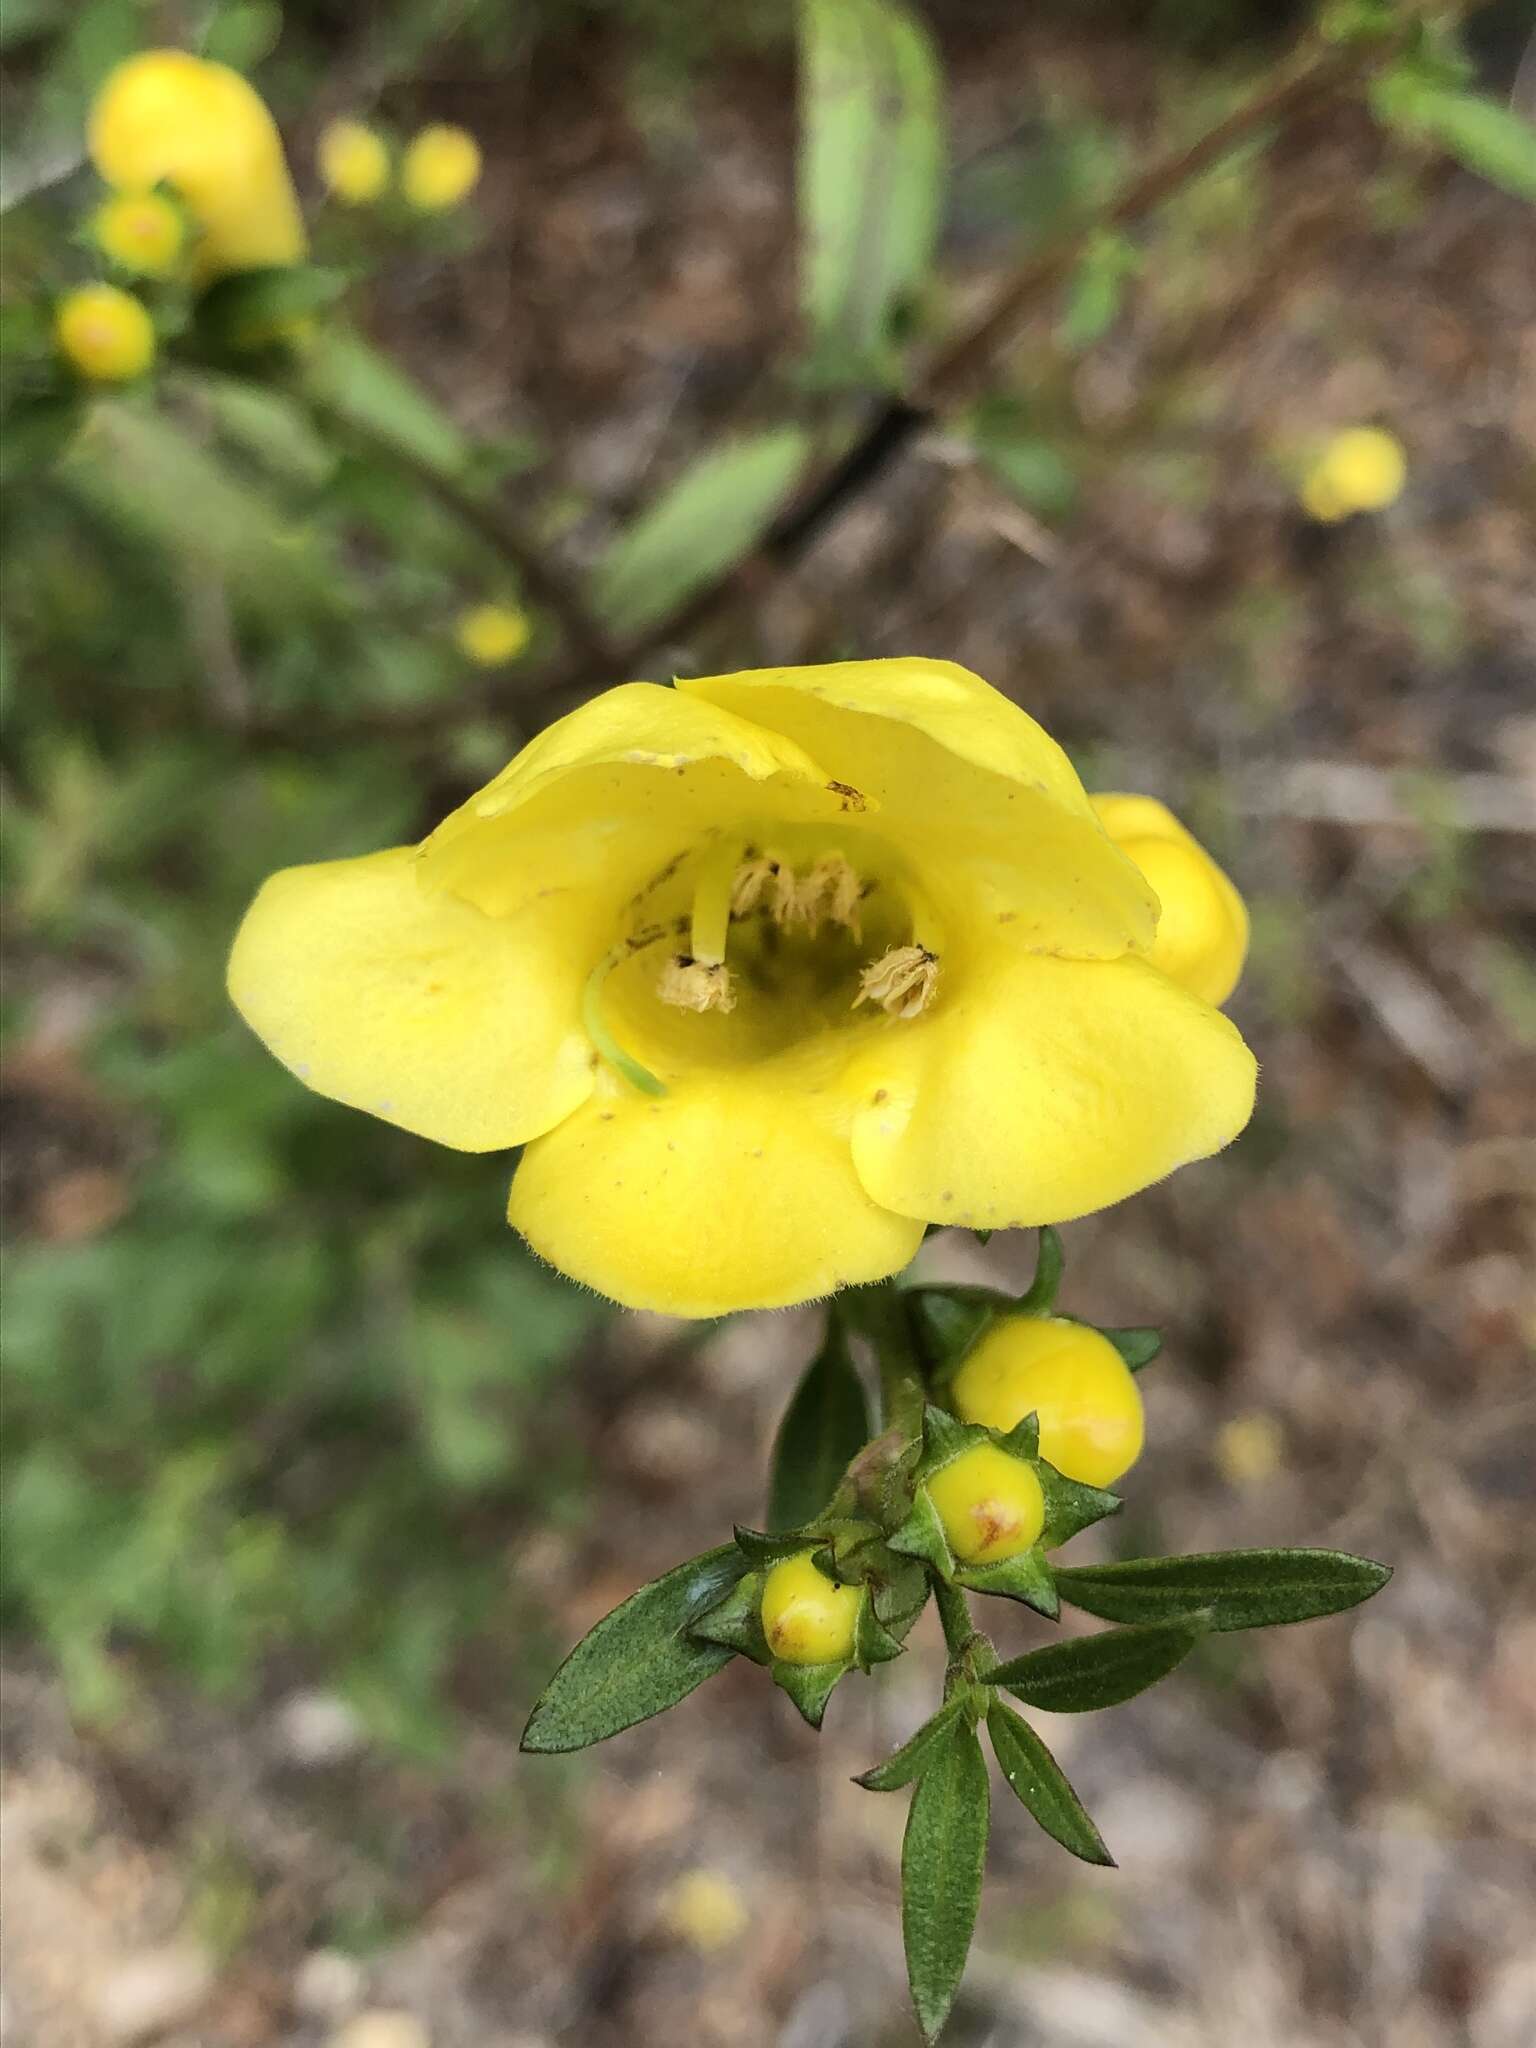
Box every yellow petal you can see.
[847,948,1256,1229]
[679,659,1156,959]
[1090,793,1249,1006]
[509,1070,924,1316]
[228,847,593,1151]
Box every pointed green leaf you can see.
[1037,1464,1122,1549]
[521,1545,742,1753]
[772,1654,848,1728]
[986,1700,1113,1866]
[1016,1225,1065,1314]
[767,1321,872,1530]
[1098,1326,1162,1372]
[988,1614,1209,1713]
[1375,80,1536,203]
[901,1720,990,2042]
[688,1568,770,1663]
[856,1694,967,1791]
[1053,1549,1392,1633]
[734,1523,831,1572]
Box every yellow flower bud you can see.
[1214,1412,1284,1488]
[88,49,307,278]
[660,1868,749,1951]
[318,118,391,206]
[91,191,186,278]
[55,283,156,382]
[401,124,482,212]
[950,1316,1144,1490]
[759,1551,860,1665]
[1300,426,1407,522]
[1091,793,1248,1008]
[925,1443,1046,1565]
[454,602,530,667]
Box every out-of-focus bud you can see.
[401,124,482,212]
[91,191,187,278]
[950,1316,1144,1490]
[1214,1412,1284,1488]
[925,1443,1046,1565]
[454,601,530,666]
[759,1550,860,1665]
[1300,426,1407,523]
[55,283,156,382]
[318,119,391,206]
[1091,793,1249,1008]
[660,1868,750,1951]
[88,49,307,278]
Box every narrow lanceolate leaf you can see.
[767,1319,872,1531]
[856,1695,967,1791]
[901,1722,990,2043]
[986,1700,1113,1867]
[521,1546,743,1753]
[1053,1549,1392,1633]
[1376,82,1536,203]
[591,428,810,634]
[988,1615,1209,1714]
[798,0,944,374]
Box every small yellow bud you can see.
[454,601,530,666]
[759,1551,860,1665]
[1300,426,1407,522]
[318,119,391,206]
[55,283,156,383]
[926,1443,1046,1565]
[1214,1412,1284,1488]
[91,192,186,278]
[951,1316,1144,1490]
[401,124,482,212]
[1091,793,1248,1008]
[660,1868,750,1951]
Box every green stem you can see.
[933,1575,976,1658]
[842,1281,928,1440]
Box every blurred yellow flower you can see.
[951,1316,1144,1489]
[454,602,531,666]
[88,49,306,278]
[1214,1413,1284,1488]
[401,124,482,211]
[318,118,391,206]
[91,192,186,278]
[661,1869,750,1952]
[1300,426,1407,524]
[1090,794,1248,1008]
[227,659,1257,1316]
[55,283,156,382]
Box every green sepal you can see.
[856,1695,969,1791]
[887,1484,955,1578]
[688,1569,770,1664]
[955,1546,1061,1619]
[911,1403,992,1483]
[1097,1325,1162,1372]
[855,1597,907,1670]
[771,1654,849,1729]
[901,1718,991,2043]
[988,1613,1210,1713]
[1015,1225,1065,1315]
[986,1699,1113,1866]
[870,1553,931,1642]
[732,1520,858,1573]
[996,1410,1041,1461]
[905,1285,1003,1372]
[1037,1462,1122,1550]
[521,1544,743,1754]
[1053,1548,1392,1633]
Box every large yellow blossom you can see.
[228,661,1256,1315]
[88,49,306,278]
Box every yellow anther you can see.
[657,955,736,1014]
[792,854,864,939]
[854,945,938,1019]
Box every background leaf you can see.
[521,1545,743,1754]
[986,1699,1113,1866]
[989,1614,1208,1713]
[1375,80,1536,202]
[797,0,944,378]
[1053,1549,1392,1632]
[767,1316,871,1530]
[901,1720,990,2043]
[590,428,810,634]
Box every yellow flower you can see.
[227,659,1257,1316]
[454,602,530,667]
[1300,427,1407,523]
[401,124,482,211]
[950,1316,1144,1489]
[926,1443,1045,1564]
[88,49,306,278]
[1214,1412,1284,1488]
[1090,794,1247,1008]
[661,1869,750,1951]
[91,191,186,278]
[760,1551,860,1664]
[318,118,391,206]
[55,283,156,382]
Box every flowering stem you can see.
[843,1280,928,1441]
[933,1575,977,1659]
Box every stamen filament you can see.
[689,839,739,965]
